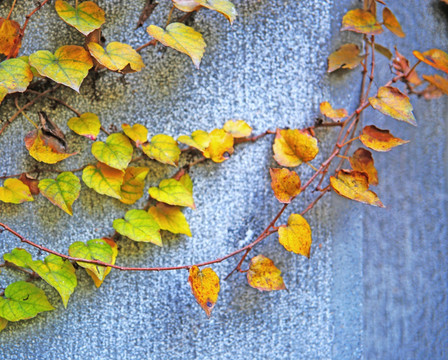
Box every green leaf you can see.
[3,248,33,268]
[141,134,181,166]
[85,238,117,288]
[148,203,192,237]
[38,172,81,216]
[68,239,114,281]
[0,58,33,100]
[55,0,105,35]
[87,42,145,73]
[82,162,125,199]
[119,166,149,205]
[113,209,161,246]
[148,177,195,209]
[91,133,133,171]
[0,282,54,322]
[29,45,93,92]
[0,178,34,204]
[67,112,101,140]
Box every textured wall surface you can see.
[0,0,446,359]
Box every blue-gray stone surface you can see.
[0,0,446,359]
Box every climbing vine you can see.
[0,0,447,331]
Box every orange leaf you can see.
[349,148,378,186]
[273,129,319,167]
[247,255,286,292]
[319,101,348,121]
[278,214,312,258]
[413,49,448,74]
[18,173,39,195]
[270,168,301,203]
[341,9,383,35]
[188,266,220,317]
[359,125,409,152]
[330,170,384,207]
[203,128,234,163]
[327,44,364,73]
[392,48,421,86]
[0,18,21,58]
[382,8,405,38]
[369,86,416,126]
[422,74,448,95]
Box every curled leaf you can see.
[278,214,312,258]
[148,177,195,209]
[178,130,210,152]
[87,42,145,73]
[247,255,286,292]
[142,134,181,166]
[319,101,348,121]
[188,266,220,317]
[273,129,319,167]
[148,203,192,236]
[393,48,421,86]
[328,44,364,73]
[122,123,148,147]
[55,0,105,35]
[38,172,81,215]
[91,133,133,170]
[173,0,237,24]
[413,49,448,74]
[119,166,149,205]
[223,120,252,138]
[203,129,234,163]
[82,162,125,199]
[349,148,378,186]
[422,74,448,95]
[18,173,40,195]
[382,8,405,37]
[359,125,409,152]
[67,113,101,140]
[113,209,161,245]
[341,9,383,35]
[270,168,301,204]
[0,18,21,57]
[0,179,33,204]
[330,170,384,207]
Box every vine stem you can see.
[7,0,17,20]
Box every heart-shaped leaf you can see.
[147,23,206,68]
[327,43,365,73]
[84,238,117,288]
[278,214,312,258]
[87,42,144,73]
[55,0,105,35]
[273,129,319,167]
[341,9,383,35]
[38,172,81,215]
[119,166,149,205]
[148,203,192,236]
[270,168,301,204]
[188,266,220,317]
[67,112,101,140]
[3,248,33,268]
[178,130,210,152]
[247,255,286,292]
[148,178,195,209]
[91,133,133,170]
[359,125,409,152]
[202,128,234,163]
[122,123,148,147]
[223,120,252,138]
[113,209,161,245]
[29,45,93,91]
[369,86,416,125]
[82,162,125,199]
[0,178,34,204]
[142,134,181,166]
[0,58,33,99]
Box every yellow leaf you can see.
[67,112,101,140]
[341,9,383,35]
[269,168,301,204]
[422,74,448,95]
[374,43,393,60]
[0,179,33,204]
[319,101,348,121]
[147,23,206,68]
[173,0,237,24]
[278,214,312,258]
[0,58,33,98]
[178,130,210,152]
[29,45,93,92]
[327,43,365,73]
[413,49,448,74]
[179,172,193,193]
[223,120,252,138]
[38,172,81,216]
[148,177,195,209]
[148,203,192,236]
[141,134,181,166]
[119,166,149,205]
[359,125,409,152]
[0,18,21,57]
[273,129,319,167]
[85,238,117,288]
[203,128,234,163]
[349,148,378,186]
[0,317,7,332]
[91,133,133,170]
[55,0,105,35]
[82,162,125,199]
[113,209,161,245]
[330,170,384,207]
[24,129,77,164]
[122,123,148,147]
[382,8,405,38]
[247,255,286,291]
[369,86,416,126]
[87,42,145,73]
[188,266,220,317]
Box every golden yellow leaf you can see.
[119,166,149,205]
[87,42,145,73]
[0,58,33,98]
[148,203,192,236]
[319,101,348,121]
[82,162,125,199]
[141,134,181,166]
[273,129,319,167]
[369,86,416,126]
[328,44,365,73]
[122,123,148,147]
[55,0,105,35]
[0,18,21,57]
[349,148,378,186]
[24,129,77,164]
[247,255,286,292]
[91,133,133,170]
[147,23,206,68]
[29,45,93,92]
[174,0,237,23]
[359,125,409,152]
[422,74,448,95]
[413,49,448,74]
[341,9,383,35]
[203,128,234,163]
[85,238,118,288]
[188,266,220,317]
[0,179,33,204]
[0,317,7,332]
[223,120,252,138]
[67,112,101,140]
[382,8,405,37]
[278,214,312,258]
[330,170,384,207]
[178,130,210,152]
[270,168,301,204]
[148,177,195,209]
